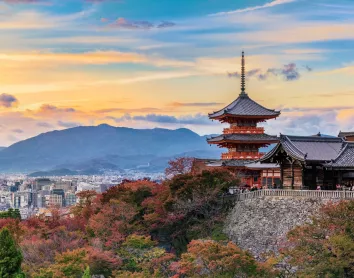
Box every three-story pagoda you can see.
[207,52,280,170]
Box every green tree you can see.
[36,248,88,278]
[82,266,90,278]
[13,210,21,220]
[0,228,23,278]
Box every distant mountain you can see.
[28,167,105,177]
[0,124,222,173]
[28,168,79,177]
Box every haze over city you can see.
[0,0,354,147]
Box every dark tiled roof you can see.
[207,133,278,143]
[209,94,280,119]
[338,131,354,138]
[260,134,345,162]
[206,159,254,167]
[325,143,354,168]
[222,160,254,167]
[246,162,279,169]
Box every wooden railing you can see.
[222,152,265,160]
[225,190,354,202]
[223,126,264,134]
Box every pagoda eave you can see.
[207,139,278,146]
[209,114,280,123]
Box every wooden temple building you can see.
[260,135,354,189]
[195,52,281,187]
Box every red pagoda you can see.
[206,52,280,186]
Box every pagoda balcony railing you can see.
[223,126,264,134]
[222,152,265,160]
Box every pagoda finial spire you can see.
[240,51,247,96]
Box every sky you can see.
[0,0,354,146]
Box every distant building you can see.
[33,178,52,191]
[55,181,73,191]
[13,191,32,208]
[65,192,77,207]
[48,194,63,208]
[52,189,65,206]
[77,182,101,193]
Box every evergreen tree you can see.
[82,266,90,278]
[13,210,21,220]
[0,228,23,278]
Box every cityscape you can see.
[0,171,164,219]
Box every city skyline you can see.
[0,0,354,146]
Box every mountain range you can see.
[0,124,223,174]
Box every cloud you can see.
[282,49,327,55]
[157,21,176,28]
[0,7,95,30]
[11,128,23,133]
[107,18,176,30]
[96,107,160,113]
[25,104,79,119]
[38,104,76,113]
[228,63,305,81]
[235,22,354,45]
[211,0,296,16]
[36,122,53,128]
[57,120,80,128]
[0,94,18,108]
[0,50,192,69]
[264,111,342,137]
[109,113,217,126]
[282,106,354,113]
[86,0,123,2]
[1,0,45,3]
[170,102,224,107]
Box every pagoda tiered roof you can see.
[208,93,280,121]
[207,133,278,145]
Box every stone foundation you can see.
[224,196,338,258]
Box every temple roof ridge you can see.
[261,134,345,163]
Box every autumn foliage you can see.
[281,200,354,277]
[171,240,276,278]
[0,167,279,277]
[165,157,195,177]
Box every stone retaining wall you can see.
[224,196,339,258]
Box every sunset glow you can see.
[0,0,354,146]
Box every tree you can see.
[37,248,88,278]
[0,228,24,277]
[117,235,175,277]
[88,200,137,250]
[0,209,21,220]
[165,157,195,177]
[281,200,354,277]
[82,266,90,278]
[71,190,98,220]
[170,240,275,278]
[146,169,239,253]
